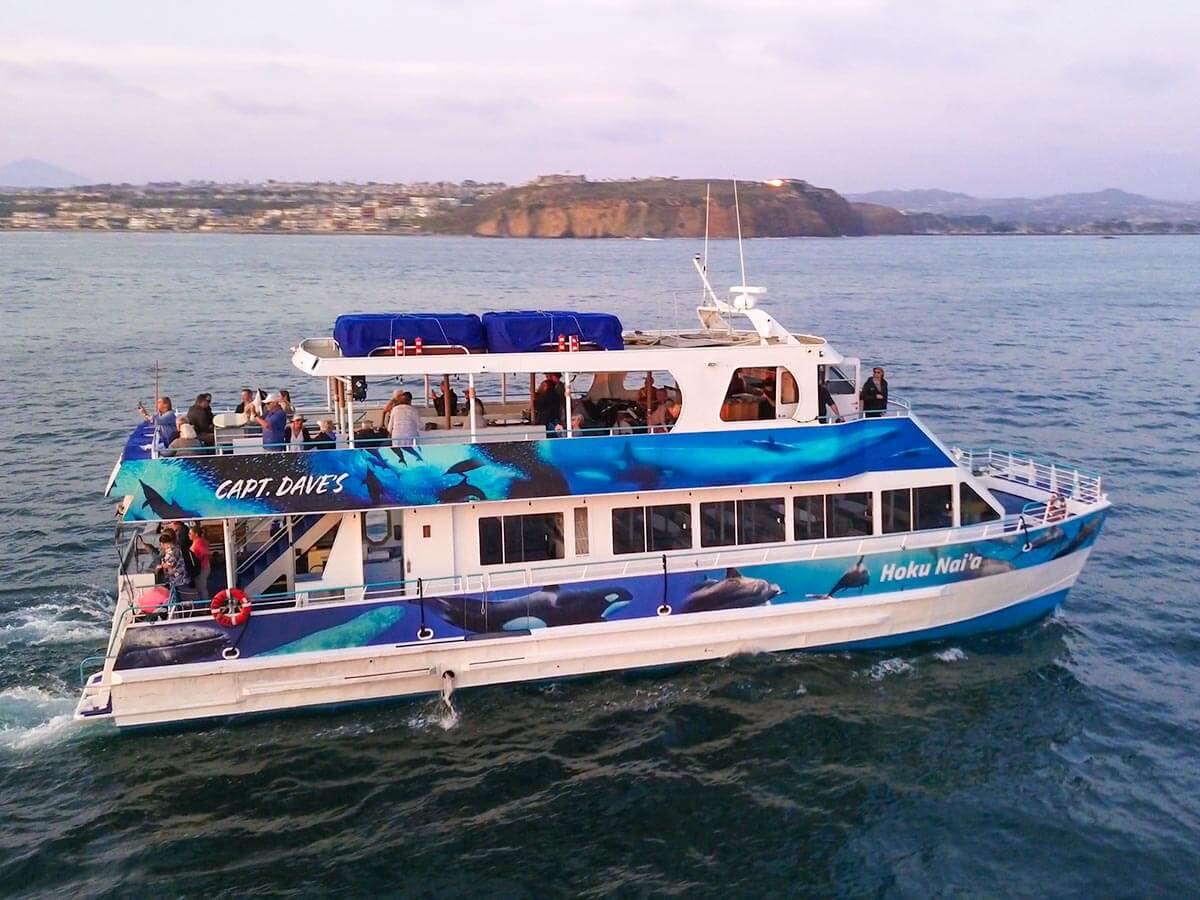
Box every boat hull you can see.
[78,535,1097,729]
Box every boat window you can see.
[478,513,564,565]
[738,497,786,544]
[827,492,872,537]
[363,509,390,545]
[649,504,692,551]
[960,483,1001,525]
[882,489,912,534]
[580,370,680,434]
[720,367,799,422]
[914,485,953,530]
[573,507,590,556]
[479,516,504,565]
[611,506,647,555]
[794,495,826,541]
[700,500,737,547]
[779,369,799,405]
[612,503,691,554]
[821,365,856,396]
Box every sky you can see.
[2,0,1198,198]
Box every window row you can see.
[477,484,1000,565]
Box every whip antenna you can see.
[733,178,747,287]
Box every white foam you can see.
[867,657,914,680]
[0,685,79,751]
[0,599,110,647]
[934,647,967,662]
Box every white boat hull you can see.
[78,548,1090,729]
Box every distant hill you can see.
[0,158,89,189]
[429,178,911,238]
[847,187,1200,226]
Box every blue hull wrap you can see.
[114,509,1106,670]
[112,418,953,521]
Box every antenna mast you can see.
[703,183,710,273]
[733,178,747,288]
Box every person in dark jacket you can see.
[534,373,566,436]
[860,367,889,418]
[186,393,215,446]
[817,375,842,423]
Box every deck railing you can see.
[138,397,915,460]
[952,447,1104,504]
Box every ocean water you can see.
[0,233,1198,897]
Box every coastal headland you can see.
[427,178,910,238]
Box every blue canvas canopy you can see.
[333,313,486,357]
[481,311,624,353]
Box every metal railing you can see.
[130,396,917,461]
[952,447,1104,504]
[114,493,1091,636]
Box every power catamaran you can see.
[76,256,1109,729]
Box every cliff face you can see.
[430,179,911,238]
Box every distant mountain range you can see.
[0,158,89,188]
[846,187,1200,226]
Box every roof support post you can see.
[442,374,452,431]
[222,518,236,591]
[468,373,477,441]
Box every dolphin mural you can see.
[680,568,782,613]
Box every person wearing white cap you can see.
[253,393,288,451]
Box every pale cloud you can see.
[0,2,1197,197]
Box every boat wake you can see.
[0,588,111,647]
[0,685,79,751]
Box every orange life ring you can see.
[211,588,251,628]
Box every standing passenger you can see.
[253,394,288,451]
[860,367,889,418]
[388,391,422,447]
[189,525,212,599]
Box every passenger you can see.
[312,420,337,449]
[860,367,889,418]
[388,391,422,448]
[235,388,262,418]
[186,393,215,446]
[535,373,566,436]
[817,374,842,423]
[464,387,486,423]
[252,393,288,451]
[287,414,312,452]
[166,422,205,457]
[757,371,778,419]
[570,412,587,436]
[138,396,178,450]
[430,384,459,417]
[155,529,190,594]
[611,410,635,435]
[647,387,673,433]
[278,389,295,416]
[189,525,211,599]
[636,373,656,408]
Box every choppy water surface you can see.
[0,234,1197,896]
